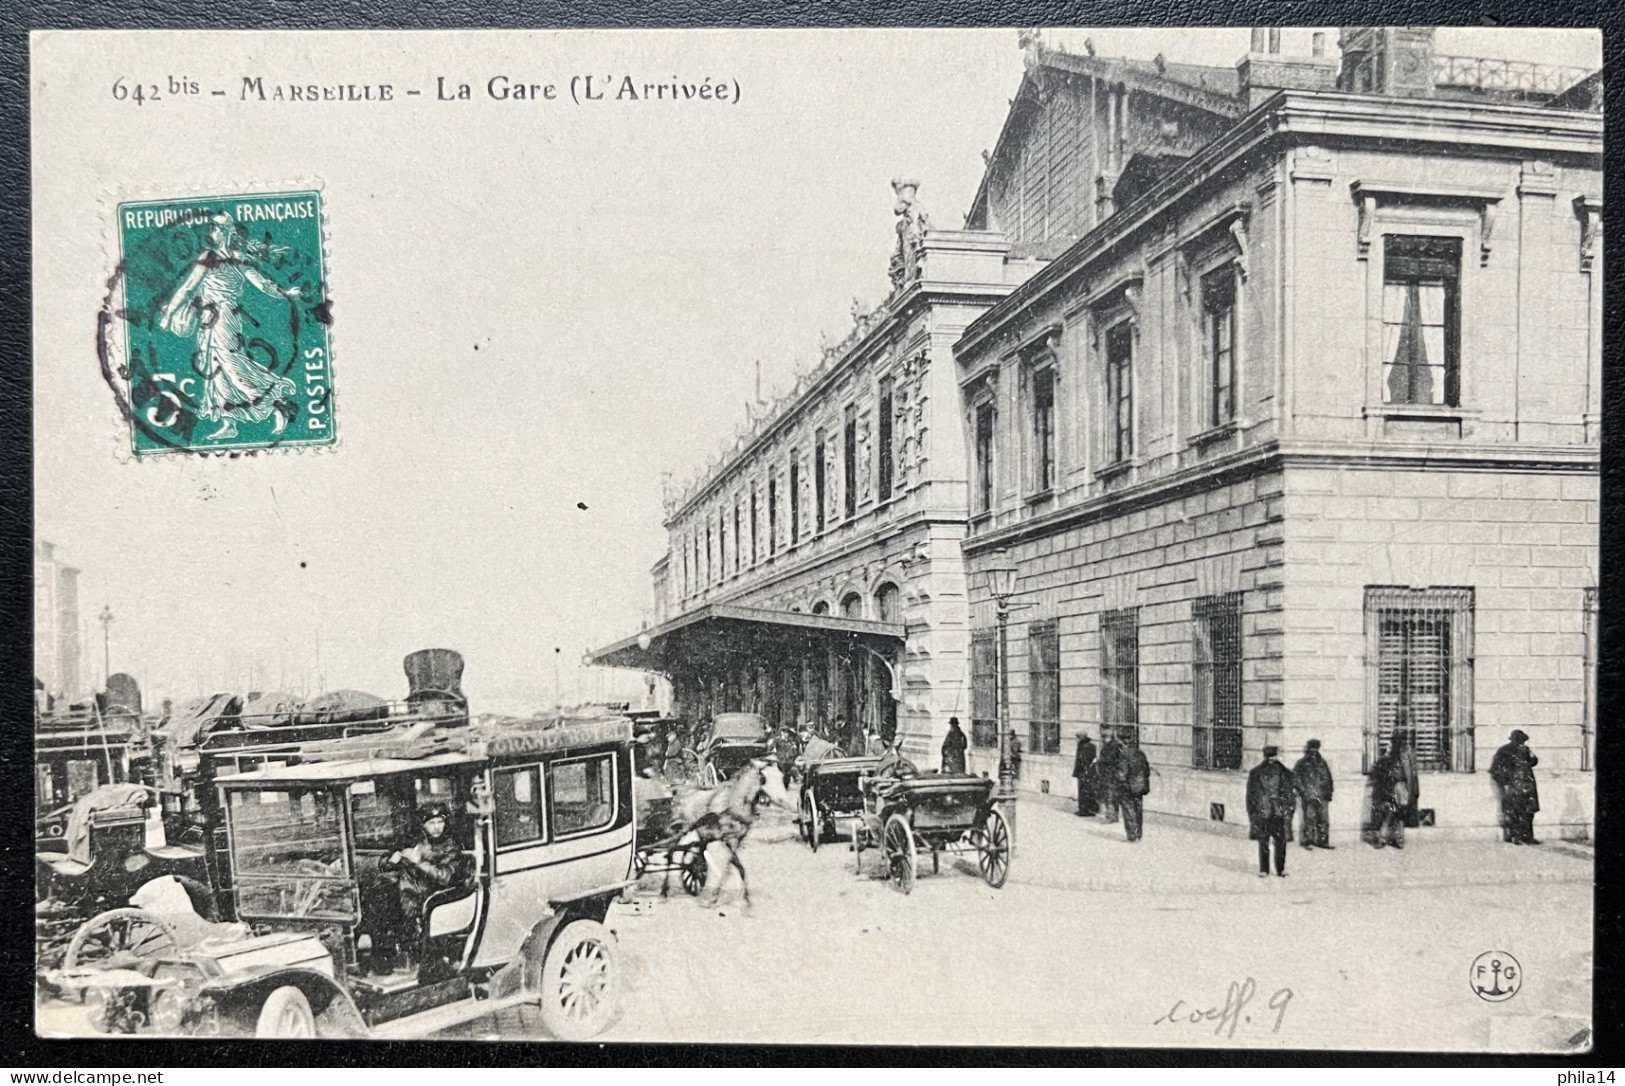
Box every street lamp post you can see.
[97,605,114,688]
[986,549,1020,853]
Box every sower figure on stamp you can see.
[1072,732,1099,817]
[1096,730,1124,824]
[1118,732,1151,842]
[158,212,301,440]
[1247,745,1294,877]
[1490,729,1541,845]
[1292,739,1335,849]
[940,717,968,775]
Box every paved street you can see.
[441,797,1591,1050]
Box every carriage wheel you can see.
[680,848,707,896]
[808,796,824,852]
[63,908,180,971]
[701,763,719,788]
[977,809,1011,889]
[884,814,916,895]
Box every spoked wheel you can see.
[535,920,622,1041]
[977,808,1011,889]
[884,813,917,895]
[680,847,707,896]
[63,908,180,970]
[807,796,824,852]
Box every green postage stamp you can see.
[112,189,334,455]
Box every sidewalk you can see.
[1004,792,1593,896]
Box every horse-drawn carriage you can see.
[697,713,770,787]
[851,774,1011,894]
[797,754,879,852]
[630,775,708,897]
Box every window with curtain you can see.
[971,629,998,747]
[1101,608,1140,746]
[1028,619,1060,755]
[1192,593,1243,770]
[1382,235,1461,407]
[1364,586,1475,773]
[1031,366,1056,492]
[1105,321,1134,464]
[974,401,996,514]
[1202,268,1237,427]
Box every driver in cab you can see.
[382,802,472,952]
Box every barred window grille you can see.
[1101,608,1140,747]
[971,629,999,747]
[1028,620,1061,755]
[1192,593,1244,770]
[1583,586,1597,772]
[1364,586,1475,773]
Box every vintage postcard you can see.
[32,26,1599,1050]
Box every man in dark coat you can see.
[1291,739,1335,849]
[1490,729,1541,845]
[1118,735,1151,842]
[1370,739,1412,849]
[382,802,471,953]
[1071,733,1099,817]
[941,717,968,775]
[1246,746,1295,877]
[1096,731,1124,823]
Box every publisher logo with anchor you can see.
[1470,950,1522,1002]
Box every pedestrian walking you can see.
[1247,745,1295,877]
[1097,730,1124,823]
[941,717,968,775]
[1291,739,1335,849]
[1490,729,1541,845]
[1370,738,1413,849]
[1119,736,1150,842]
[1072,732,1099,817]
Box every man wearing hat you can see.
[1292,739,1335,849]
[383,802,472,953]
[1490,729,1541,845]
[1246,745,1295,877]
[1071,731,1099,817]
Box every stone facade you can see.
[955,33,1601,840]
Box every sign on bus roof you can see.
[475,717,631,760]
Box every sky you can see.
[32,26,1602,714]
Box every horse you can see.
[667,758,796,908]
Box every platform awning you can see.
[587,603,904,675]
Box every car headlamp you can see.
[82,986,109,1031]
[151,988,186,1034]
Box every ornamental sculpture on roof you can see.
[888,178,930,290]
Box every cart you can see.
[797,756,879,852]
[631,795,707,896]
[698,713,770,787]
[851,774,1010,894]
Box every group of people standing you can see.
[1057,726,1545,876]
[1069,729,1153,842]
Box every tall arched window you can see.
[840,593,864,619]
[874,583,901,624]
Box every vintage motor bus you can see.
[59,715,637,1040]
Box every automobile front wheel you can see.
[255,986,316,1038]
[536,920,622,1041]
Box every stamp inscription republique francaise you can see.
[113,190,333,456]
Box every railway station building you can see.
[953,28,1601,839]
[597,27,1600,840]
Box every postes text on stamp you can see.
[113,190,333,455]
